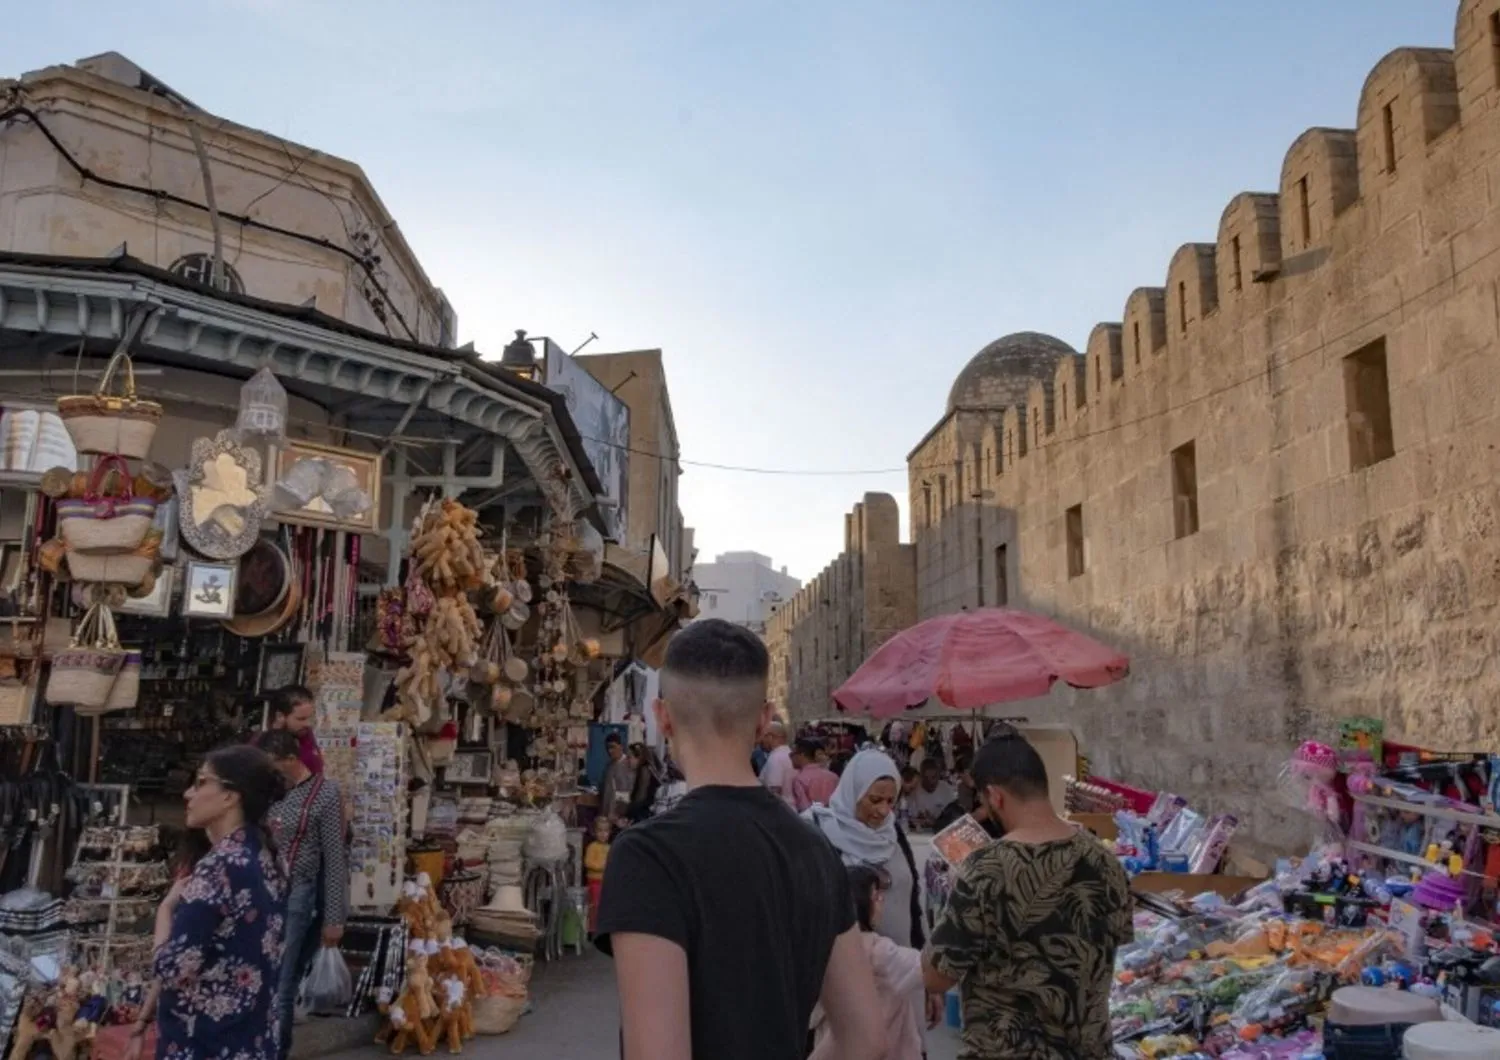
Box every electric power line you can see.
[569,233,1483,479]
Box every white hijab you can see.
[805,749,900,868]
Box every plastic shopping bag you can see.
[300,945,353,1014]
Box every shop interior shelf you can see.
[1349,791,1500,829]
[0,470,43,489]
[1347,839,1489,880]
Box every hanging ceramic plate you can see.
[173,430,269,560]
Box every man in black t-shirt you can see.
[595,619,882,1060]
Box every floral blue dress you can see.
[153,827,287,1060]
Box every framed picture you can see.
[445,750,492,786]
[119,565,175,617]
[272,440,383,532]
[257,643,306,695]
[183,561,237,619]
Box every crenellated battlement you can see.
[910,14,1487,499]
[764,493,916,725]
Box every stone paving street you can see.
[318,946,963,1059]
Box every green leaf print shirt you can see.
[925,832,1133,1060]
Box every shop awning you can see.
[0,251,603,522]
[567,542,697,668]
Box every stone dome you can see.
[946,331,1077,413]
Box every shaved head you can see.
[660,619,770,738]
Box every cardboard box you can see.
[1070,812,1119,841]
[1130,872,1266,900]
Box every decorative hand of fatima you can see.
[193,452,257,529]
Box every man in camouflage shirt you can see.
[922,736,1132,1059]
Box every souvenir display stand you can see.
[0,365,407,1057]
[0,356,620,1056]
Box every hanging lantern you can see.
[235,366,288,443]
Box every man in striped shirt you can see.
[261,729,348,1058]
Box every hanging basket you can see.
[56,352,162,459]
[46,604,127,710]
[65,550,155,589]
[57,456,158,555]
[95,650,142,716]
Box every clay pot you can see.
[503,656,528,684]
[492,587,514,613]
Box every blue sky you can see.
[1,2,1457,581]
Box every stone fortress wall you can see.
[766,493,916,729]
[775,1,1500,852]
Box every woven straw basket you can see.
[65,551,153,587]
[471,994,526,1035]
[87,650,141,716]
[57,457,157,555]
[56,352,161,459]
[46,604,127,711]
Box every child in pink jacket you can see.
[808,865,927,1060]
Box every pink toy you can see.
[1275,740,1345,847]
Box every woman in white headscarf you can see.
[804,748,923,950]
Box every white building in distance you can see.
[692,552,800,636]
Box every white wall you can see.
[693,551,800,633]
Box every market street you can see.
[319,950,964,1060]
[322,833,962,1060]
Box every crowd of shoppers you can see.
[113,618,1127,1060]
[598,617,1133,1060]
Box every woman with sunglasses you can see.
[140,744,288,1060]
[808,865,926,1060]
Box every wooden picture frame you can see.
[445,750,492,786]
[183,561,237,619]
[272,440,383,532]
[119,565,175,618]
[257,643,306,695]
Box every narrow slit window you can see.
[1133,321,1141,365]
[1344,337,1395,470]
[1178,281,1188,333]
[1491,11,1500,89]
[1060,383,1068,417]
[994,543,1009,606]
[1297,177,1311,247]
[1095,356,1102,394]
[1381,102,1396,174]
[1231,234,1243,292]
[1171,440,1199,539]
[1065,505,1085,579]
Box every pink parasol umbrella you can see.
[831,607,1128,718]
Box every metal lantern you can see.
[235,366,288,443]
